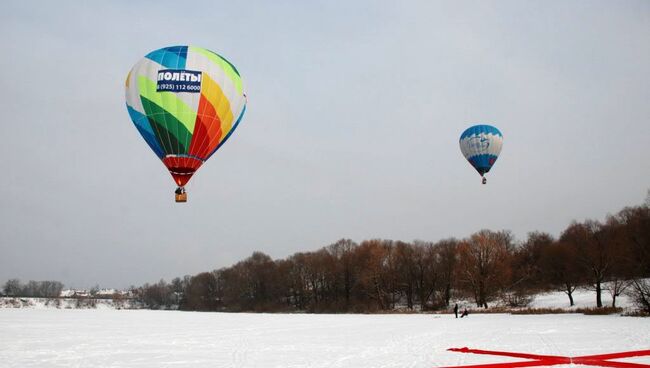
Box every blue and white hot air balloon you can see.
[459,125,503,184]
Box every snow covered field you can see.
[1,308,648,368]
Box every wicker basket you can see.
[175,193,187,203]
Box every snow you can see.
[0,309,648,367]
[0,288,648,367]
[528,286,635,311]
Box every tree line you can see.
[132,200,649,314]
[2,279,64,298]
[3,198,649,314]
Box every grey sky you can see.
[1,1,648,289]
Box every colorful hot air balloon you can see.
[459,124,503,184]
[125,46,247,202]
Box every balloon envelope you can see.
[459,124,503,177]
[125,46,247,186]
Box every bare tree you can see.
[434,239,458,307]
[170,276,189,305]
[628,279,650,313]
[617,202,650,313]
[355,239,395,311]
[285,252,311,310]
[182,272,218,311]
[515,232,554,290]
[540,241,582,306]
[412,241,438,310]
[40,281,64,297]
[90,285,100,297]
[457,230,512,308]
[3,279,22,296]
[326,239,358,310]
[616,205,650,278]
[394,241,417,309]
[561,221,613,307]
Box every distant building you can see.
[59,289,131,298]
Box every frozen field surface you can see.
[0,309,649,368]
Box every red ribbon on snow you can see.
[442,347,650,368]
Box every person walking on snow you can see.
[454,303,459,318]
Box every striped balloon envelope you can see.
[459,125,503,184]
[125,46,247,198]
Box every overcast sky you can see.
[1,1,648,289]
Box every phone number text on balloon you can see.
[157,84,201,93]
